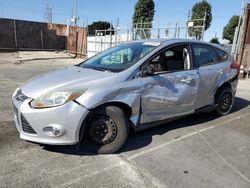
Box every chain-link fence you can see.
[86,16,212,58]
[87,23,198,58]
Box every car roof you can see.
[129,38,227,52]
[130,38,203,44]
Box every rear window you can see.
[214,48,228,61]
[192,44,216,66]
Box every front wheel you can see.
[82,106,129,154]
[215,87,234,116]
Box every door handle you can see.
[218,69,223,75]
[181,77,193,84]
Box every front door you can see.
[140,44,199,124]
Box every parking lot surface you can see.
[0,52,250,188]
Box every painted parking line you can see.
[127,113,249,160]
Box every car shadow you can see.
[42,97,250,155]
[41,144,92,156]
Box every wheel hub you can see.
[219,93,232,112]
[88,115,117,145]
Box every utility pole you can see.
[235,0,246,57]
[185,10,191,38]
[201,11,207,41]
[44,3,52,23]
[187,10,191,20]
[237,0,246,29]
[75,0,77,25]
[71,0,79,26]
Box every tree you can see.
[188,0,212,40]
[132,0,155,39]
[87,21,114,36]
[223,15,240,43]
[210,37,220,44]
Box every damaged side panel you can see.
[140,70,199,124]
[77,69,200,127]
[76,78,142,126]
[196,61,238,107]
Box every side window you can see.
[214,48,228,61]
[147,45,190,73]
[100,48,133,65]
[193,44,216,66]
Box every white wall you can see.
[87,32,133,58]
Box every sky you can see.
[0,0,246,41]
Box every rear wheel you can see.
[215,87,234,116]
[82,106,129,154]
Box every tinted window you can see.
[193,44,216,66]
[214,48,228,61]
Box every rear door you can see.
[140,44,200,124]
[192,44,228,108]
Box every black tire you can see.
[215,87,234,116]
[81,105,129,154]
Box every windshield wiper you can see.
[79,65,111,72]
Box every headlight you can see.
[30,90,86,109]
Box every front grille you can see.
[21,114,37,134]
[15,89,29,102]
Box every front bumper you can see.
[12,94,89,145]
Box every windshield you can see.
[77,42,160,72]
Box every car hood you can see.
[21,66,117,99]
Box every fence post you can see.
[174,22,178,38]
[185,26,188,39]
[13,20,18,49]
[177,26,180,38]
[127,28,130,41]
[109,22,112,48]
[76,30,78,56]
[95,30,97,54]
[40,29,44,50]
